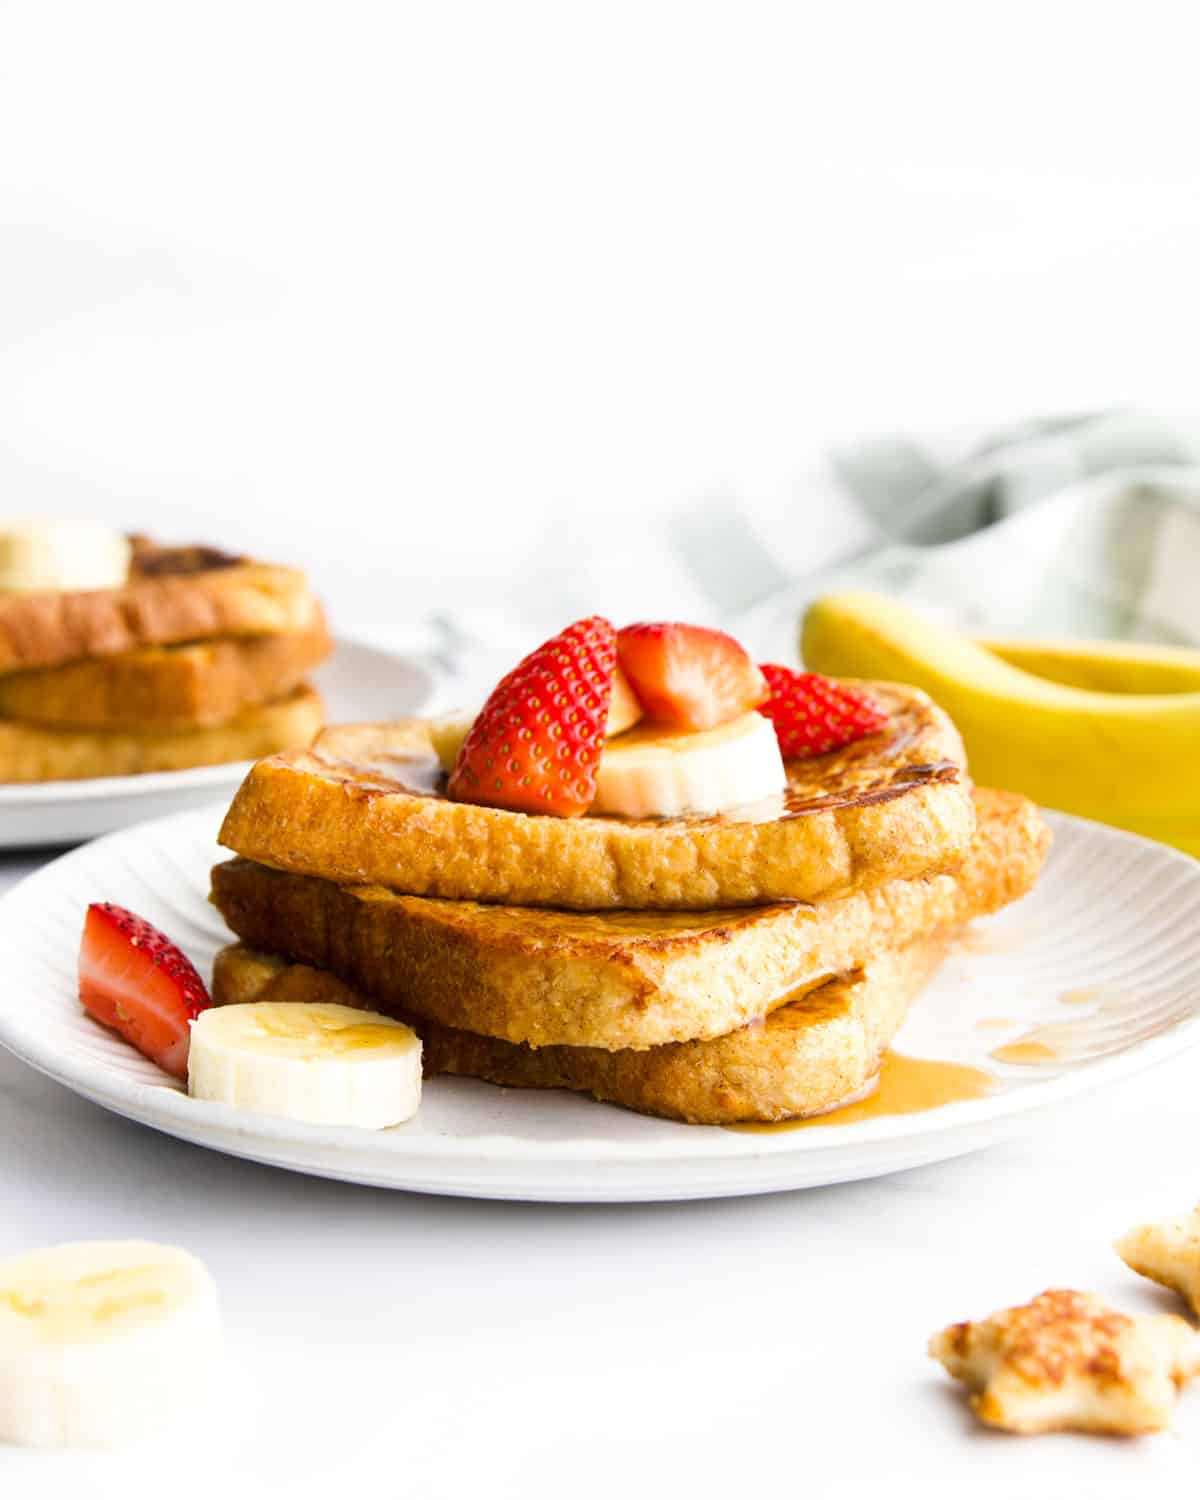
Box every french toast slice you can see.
[210,787,1048,1049]
[0,617,332,730]
[217,682,976,910]
[0,541,319,678]
[211,932,954,1125]
[0,683,324,782]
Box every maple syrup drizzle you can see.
[1057,985,1132,1011]
[957,927,1022,957]
[1058,987,1100,1005]
[728,1048,995,1132]
[989,987,1139,1066]
[990,1039,1058,1065]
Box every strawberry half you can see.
[448,615,617,817]
[79,903,211,1079]
[616,622,766,731]
[758,665,888,758]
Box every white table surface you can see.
[6,6,1200,1490]
[3,851,1200,1498]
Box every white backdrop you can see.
[4,0,1200,636]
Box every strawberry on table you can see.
[448,615,617,817]
[758,665,888,758]
[616,622,767,731]
[79,903,211,1080]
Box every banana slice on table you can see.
[188,1001,422,1128]
[0,1239,220,1448]
[591,710,786,818]
[0,519,131,593]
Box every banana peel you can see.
[802,592,1200,856]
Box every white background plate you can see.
[0,639,434,849]
[1,806,1199,1201]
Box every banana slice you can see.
[0,1239,220,1448]
[188,1001,422,1128]
[429,710,475,774]
[591,710,786,818]
[606,666,644,735]
[0,519,131,593]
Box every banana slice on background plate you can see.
[188,1001,423,1128]
[0,519,131,593]
[0,1240,220,1448]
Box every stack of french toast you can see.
[208,616,1050,1126]
[0,528,330,782]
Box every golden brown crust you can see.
[210,787,1049,1049]
[930,1289,1200,1435]
[0,684,325,782]
[0,617,332,730]
[211,932,951,1124]
[218,683,976,909]
[0,559,318,677]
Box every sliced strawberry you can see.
[758,665,888,758]
[448,616,616,817]
[616,622,766,731]
[79,903,210,1079]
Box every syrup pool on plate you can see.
[729,1049,995,1133]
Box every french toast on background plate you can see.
[0,618,331,731]
[0,526,330,782]
[0,685,325,783]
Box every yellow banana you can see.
[802,592,1200,855]
[980,637,1200,696]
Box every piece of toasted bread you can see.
[0,617,333,730]
[210,787,1048,1049]
[211,931,953,1124]
[217,682,976,910]
[0,683,325,782]
[0,541,318,678]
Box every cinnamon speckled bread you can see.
[212,931,954,1125]
[0,684,324,783]
[210,787,1049,1049]
[0,543,318,677]
[0,617,332,730]
[218,682,977,910]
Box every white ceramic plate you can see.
[0,807,1198,1202]
[0,640,434,849]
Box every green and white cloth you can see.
[426,409,1200,702]
[721,409,1200,659]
